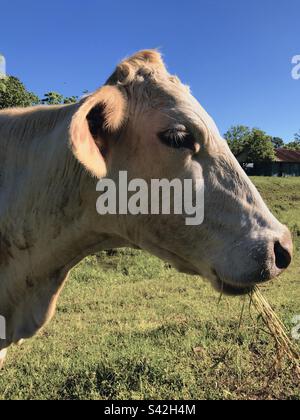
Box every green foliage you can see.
[224,125,251,156]
[0,75,79,110]
[224,126,276,164]
[63,96,78,104]
[247,129,276,162]
[0,76,39,109]
[0,179,299,400]
[272,137,284,149]
[285,141,300,151]
[0,79,6,93]
[41,92,78,105]
[41,91,64,105]
[283,132,300,150]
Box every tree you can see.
[272,137,284,149]
[246,129,276,163]
[41,92,78,105]
[225,126,276,165]
[0,74,79,109]
[0,76,39,109]
[224,125,251,156]
[284,131,300,150]
[285,140,300,150]
[41,92,64,105]
[63,96,78,104]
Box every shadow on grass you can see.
[58,358,186,400]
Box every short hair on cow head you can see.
[106,50,168,86]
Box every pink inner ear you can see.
[70,85,126,178]
[71,115,107,179]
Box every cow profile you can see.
[0,51,293,368]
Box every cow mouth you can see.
[170,257,255,296]
[214,275,254,296]
[179,265,255,296]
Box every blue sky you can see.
[0,0,299,141]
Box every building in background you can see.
[245,149,300,177]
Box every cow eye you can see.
[158,128,197,152]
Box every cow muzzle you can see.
[212,228,293,296]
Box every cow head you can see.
[70,50,293,296]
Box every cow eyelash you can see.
[158,128,197,152]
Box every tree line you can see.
[1,75,299,163]
[225,126,300,166]
[0,75,79,107]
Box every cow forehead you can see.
[136,75,222,141]
[165,80,220,134]
[106,50,221,140]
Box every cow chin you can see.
[177,265,254,296]
[212,276,254,296]
[139,242,257,297]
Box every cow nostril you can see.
[274,241,292,270]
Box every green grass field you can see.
[0,178,299,400]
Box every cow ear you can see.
[70,85,126,178]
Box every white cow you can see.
[0,51,293,367]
